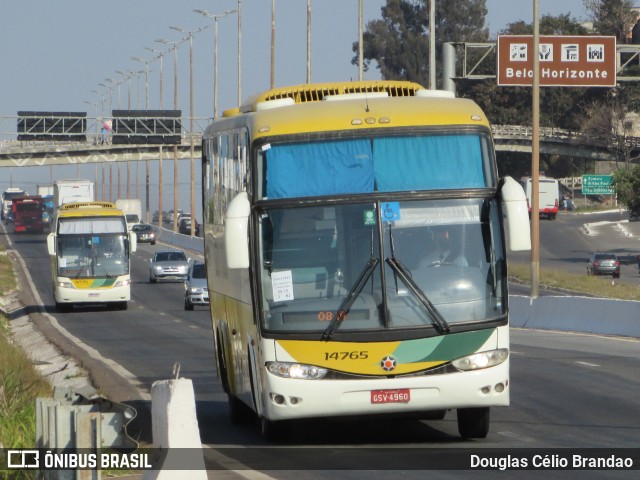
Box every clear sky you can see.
[0,0,588,213]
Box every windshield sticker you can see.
[363,210,376,226]
[380,202,400,223]
[272,270,294,302]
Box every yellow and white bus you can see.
[47,201,137,312]
[201,81,531,441]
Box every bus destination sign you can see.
[497,35,616,87]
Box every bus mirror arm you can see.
[500,176,532,252]
[225,192,251,269]
[47,233,56,256]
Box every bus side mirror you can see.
[129,231,137,253]
[47,233,56,255]
[225,192,251,269]
[500,176,531,252]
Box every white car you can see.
[149,250,189,283]
[184,261,209,310]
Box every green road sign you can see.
[582,174,614,195]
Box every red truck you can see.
[12,196,45,233]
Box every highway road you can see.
[2,211,639,479]
[510,209,640,286]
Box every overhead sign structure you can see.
[582,174,615,195]
[111,110,182,145]
[497,35,617,87]
[17,111,87,141]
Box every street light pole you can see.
[429,0,436,89]
[131,57,150,110]
[238,0,242,105]
[358,0,363,81]
[531,0,541,299]
[145,46,164,108]
[171,26,201,237]
[307,0,311,83]
[194,8,236,118]
[271,0,276,88]
[156,39,180,231]
[132,55,151,223]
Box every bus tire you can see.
[56,302,72,313]
[260,417,291,443]
[457,407,490,439]
[228,395,253,425]
[119,301,128,311]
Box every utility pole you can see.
[531,0,541,299]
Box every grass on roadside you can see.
[508,261,640,301]
[0,250,16,295]
[0,245,51,449]
[0,314,52,448]
[0,245,50,479]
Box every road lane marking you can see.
[576,360,600,367]
[11,249,151,401]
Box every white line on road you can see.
[576,361,600,367]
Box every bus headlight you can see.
[451,349,508,371]
[114,279,131,288]
[57,281,74,289]
[267,362,328,380]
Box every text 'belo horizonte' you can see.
[506,68,609,79]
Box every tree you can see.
[613,164,640,213]
[352,0,489,86]
[584,0,637,43]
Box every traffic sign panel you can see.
[497,35,617,87]
[582,174,615,194]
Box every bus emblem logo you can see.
[380,356,397,371]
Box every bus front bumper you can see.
[261,360,510,422]
[54,279,131,304]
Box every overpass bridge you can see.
[0,120,636,168]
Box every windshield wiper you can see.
[385,257,450,335]
[321,257,379,341]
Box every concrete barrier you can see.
[142,378,206,480]
[510,294,640,338]
[152,226,203,255]
[149,224,640,340]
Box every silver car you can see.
[149,250,189,283]
[184,261,209,310]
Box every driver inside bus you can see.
[420,227,468,267]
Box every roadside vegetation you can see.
[509,262,640,301]
[0,247,50,480]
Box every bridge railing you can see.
[492,124,640,152]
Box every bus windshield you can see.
[56,234,128,278]
[259,133,494,199]
[55,216,129,279]
[258,197,506,337]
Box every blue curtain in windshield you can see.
[265,139,374,198]
[373,135,486,190]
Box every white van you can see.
[521,177,560,220]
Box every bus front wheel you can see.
[56,301,72,313]
[260,417,291,443]
[457,407,490,439]
[228,395,253,425]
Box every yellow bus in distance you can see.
[47,201,137,312]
